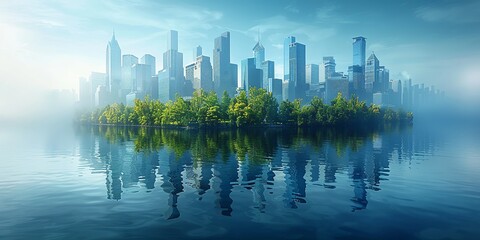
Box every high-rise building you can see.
[306,64,319,86]
[261,60,274,90]
[132,63,151,96]
[90,72,106,107]
[106,31,121,103]
[162,30,184,100]
[325,75,349,103]
[284,36,306,101]
[185,63,195,84]
[140,54,156,77]
[348,65,365,98]
[195,46,202,58]
[391,79,402,107]
[268,78,283,103]
[122,54,138,91]
[377,66,389,93]
[193,55,213,92]
[95,85,109,108]
[253,39,265,69]
[184,62,195,97]
[241,58,262,95]
[284,36,296,81]
[323,57,336,81]
[353,36,366,68]
[168,30,178,51]
[213,32,237,96]
[365,53,379,95]
[157,69,171,103]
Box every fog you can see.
[1,1,479,129]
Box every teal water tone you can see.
[1,123,479,239]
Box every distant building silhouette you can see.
[241,58,262,94]
[261,60,274,91]
[161,30,184,100]
[213,32,237,96]
[106,31,122,103]
[284,36,306,101]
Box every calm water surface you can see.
[1,123,479,240]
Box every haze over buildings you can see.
[1,0,479,117]
[77,26,445,114]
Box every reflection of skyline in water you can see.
[76,125,442,218]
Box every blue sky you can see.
[1,0,480,106]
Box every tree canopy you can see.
[83,89,413,128]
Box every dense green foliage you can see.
[81,88,413,128]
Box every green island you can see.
[79,87,413,128]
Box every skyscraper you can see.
[269,78,283,103]
[185,63,195,84]
[132,63,151,95]
[284,36,306,101]
[283,36,296,82]
[195,45,202,58]
[168,30,178,51]
[262,60,274,90]
[162,30,184,100]
[377,66,389,93]
[365,53,379,95]
[241,58,262,95]
[193,55,213,92]
[157,69,171,103]
[348,65,365,98]
[106,31,121,103]
[325,75,349,103]
[306,64,319,86]
[140,54,156,77]
[353,36,366,68]
[122,54,138,92]
[323,57,336,81]
[253,39,265,69]
[213,31,236,96]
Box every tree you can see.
[228,90,253,127]
[162,95,192,126]
[220,91,231,123]
[279,100,298,124]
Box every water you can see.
[1,123,479,239]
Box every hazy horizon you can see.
[1,0,479,118]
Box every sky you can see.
[1,0,480,115]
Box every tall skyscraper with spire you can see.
[213,31,237,97]
[106,31,121,103]
[365,52,379,96]
[253,33,265,69]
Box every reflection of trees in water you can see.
[75,123,440,215]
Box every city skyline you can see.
[1,0,480,116]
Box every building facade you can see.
[241,58,262,95]
[306,64,319,86]
[213,31,237,97]
[162,30,184,100]
[193,55,213,92]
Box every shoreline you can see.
[77,121,412,131]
